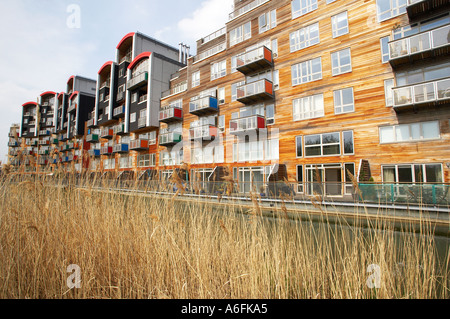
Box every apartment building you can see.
[9,0,450,201]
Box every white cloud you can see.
[177,0,233,45]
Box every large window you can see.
[290,22,320,52]
[192,71,200,88]
[379,121,440,143]
[382,164,443,183]
[229,22,252,47]
[138,154,156,167]
[292,57,322,86]
[376,0,407,22]
[292,0,318,19]
[302,131,354,157]
[384,79,394,107]
[259,9,277,33]
[331,48,352,76]
[293,94,324,121]
[331,11,349,38]
[211,60,227,81]
[380,36,390,63]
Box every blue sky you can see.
[0,0,233,165]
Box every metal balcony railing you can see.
[392,77,450,109]
[236,46,273,75]
[159,107,183,123]
[189,96,218,115]
[236,79,274,104]
[189,125,218,141]
[127,72,148,90]
[159,132,182,146]
[130,139,149,150]
[229,115,266,135]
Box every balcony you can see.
[159,132,183,147]
[189,96,218,116]
[87,118,97,128]
[113,143,129,154]
[39,139,50,146]
[88,149,101,157]
[38,149,49,156]
[101,146,113,155]
[236,79,274,104]
[101,128,114,139]
[229,115,266,135]
[66,142,76,150]
[39,129,51,136]
[38,157,48,166]
[389,24,450,68]
[8,141,19,147]
[127,72,148,90]
[159,107,183,123]
[113,105,125,118]
[116,91,125,103]
[189,125,218,141]
[68,103,76,113]
[392,77,450,111]
[86,134,100,143]
[236,46,274,75]
[406,0,450,20]
[52,138,59,144]
[113,123,126,135]
[130,139,149,151]
[138,117,147,129]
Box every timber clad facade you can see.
[8,0,450,201]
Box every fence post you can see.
[432,184,436,205]
[391,184,395,203]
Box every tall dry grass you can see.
[0,172,448,299]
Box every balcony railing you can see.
[236,79,274,104]
[52,138,59,144]
[86,134,100,143]
[236,46,273,75]
[101,146,113,155]
[113,123,126,135]
[39,139,50,146]
[406,0,449,20]
[130,139,149,151]
[189,125,218,141]
[113,143,129,154]
[38,157,48,165]
[116,91,125,102]
[229,0,270,20]
[189,96,218,116]
[392,77,450,110]
[200,27,227,44]
[39,129,51,136]
[229,115,266,135]
[8,141,19,147]
[101,128,114,139]
[113,105,125,118]
[159,107,183,123]
[87,118,97,128]
[389,24,450,67]
[159,132,182,146]
[88,149,101,157]
[38,149,49,155]
[68,103,76,113]
[138,117,147,129]
[127,72,148,90]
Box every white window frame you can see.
[293,94,325,121]
[290,22,320,52]
[331,11,349,38]
[331,48,352,76]
[333,87,355,114]
[292,57,322,86]
[291,0,318,19]
[211,60,227,81]
[379,121,441,144]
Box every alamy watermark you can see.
[66,4,81,29]
[67,264,81,289]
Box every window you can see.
[232,81,245,101]
[290,22,320,52]
[331,48,352,76]
[211,60,227,81]
[331,11,349,38]
[333,88,354,114]
[131,93,138,103]
[266,104,275,125]
[305,132,341,157]
[149,131,157,145]
[218,115,225,132]
[293,94,324,121]
[376,0,407,22]
[292,57,322,86]
[218,87,225,104]
[229,22,251,47]
[379,121,440,143]
[138,154,156,167]
[296,136,303,158]
[302,131,353,157]
[327,0,337,3]
[296,165,304,193]
[344,163,355,195]
[259,9,277,33]
[382,164,443,183]
[130,112,136,123]
[380,36,390,63]
[119,156,131,169]
[192,71,200,88]
[384,79,394,107]
[343,130,354,155]
[292,0,318,19]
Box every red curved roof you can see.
[116,32,135,50]
[40,91,57,97]
[22,102,38,108]
[98,61,114,75]
[67,75,75,84]
[69,91,79,101]
[128,52,152,70]
[57,92,65,99]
